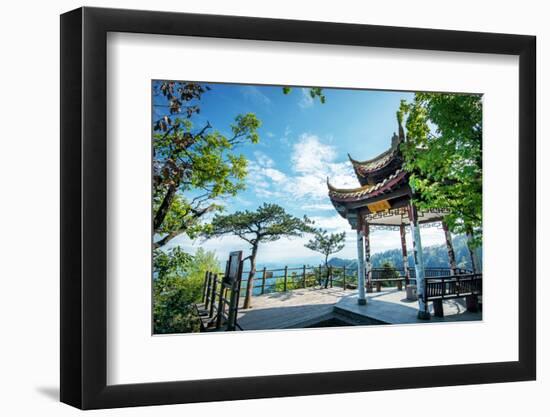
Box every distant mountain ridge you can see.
[328,235,482,271]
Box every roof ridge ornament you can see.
[347,153,360,164]
[397,112,406,141]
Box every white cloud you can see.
[291,134,336,174]
[169,227,321,265]
[255,187,285,198]
[302,203,335,211]
[279,126,292,146]
[167,224,446,267]
[241,86,271,106]
[287,134,358,200]
[310,214,350,232]
[263,168,286,183]
[298,88,314,109]
[246,152,287,197]
[248,133,358,204]
[253,151,274,168]
[291,175,327,200]
[249,179,270,189]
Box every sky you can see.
[157,82,449,266]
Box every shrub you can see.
[153,247,221,334]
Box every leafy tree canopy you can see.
[398,93,482,246]
[153,81,261,248]
[153,247,222,334]
[206,203,313,245]
[153,246,193,278]
[205,203,313,308]
[282,86,326,104]
[305,229,346,264]
[305,229,346,288]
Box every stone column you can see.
[356,227,367,305]
[399,223,410,285]
[466,230,481,273]
[442,220,457,275]
[408,204,430,320]
[364,222,373,293]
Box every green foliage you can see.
[304,229,346,288]
[153,247,222,334]
[186,248,222,282]
[153,273,201,334]
[205,203,313,308]
[153,81,262,248]
[273,269,320,292]
[282,87,326,104]
[156,194,221,241]
[398,93,482,246]
[305,229,346,263]
[379,261,399,286]
[153,246,193,277]
[206,203,313,245]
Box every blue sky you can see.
[159,82,448,266]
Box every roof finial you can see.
[397,112,405,141]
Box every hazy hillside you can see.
[328,235,482,271]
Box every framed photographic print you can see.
[60,6,536,410]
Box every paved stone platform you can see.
[236,286,482,330]
[237,287,347,330]
[335,289,482,324]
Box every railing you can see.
[238,265,357,297]
[368,267,473,290]
[200,271,243,331]
[424,273,482,300]
[408,267,472,278]
[231,265,474,297]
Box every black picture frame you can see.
[60,6,536,410]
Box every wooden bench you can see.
[370,277,408,292]
[424,274,482,317]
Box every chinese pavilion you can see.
[327,119,480,320]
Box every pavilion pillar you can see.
[442,220,457,275]
[363,222,373,293]
[466,229,481,273]
[355,225,367,305]
[408,204,430,320]
[399,223,410,285]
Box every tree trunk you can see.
[243,244,258,309]
[154,183,177,232]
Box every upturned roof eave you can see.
[327,169,409,204]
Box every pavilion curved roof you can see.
[327,168,408,203]
[348,132,402,178]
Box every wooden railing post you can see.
[283,266,288,292]
[343,266,346,290]
[215,277,225,329]
[209,274,218,319]
[204,271,212,305]
[202,271,209,303]
[261,267,267,295]
[303,265,307,288]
